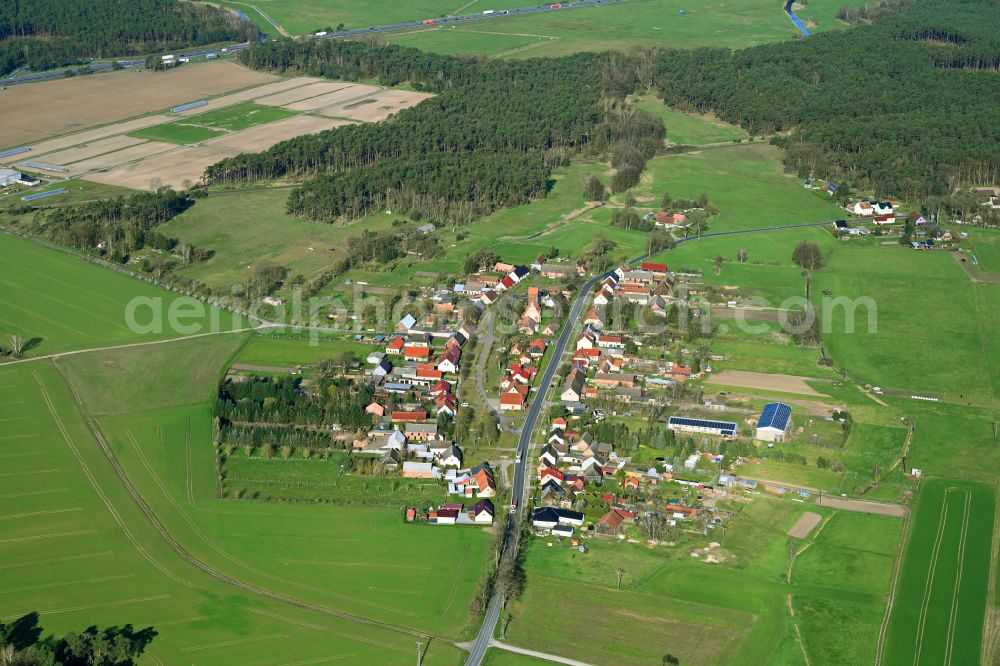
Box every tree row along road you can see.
[462,219,834,666]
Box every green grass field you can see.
[632,143,845,232]
[160,188,400,292]
[128,103,296,145]
[235,333,375,366]
[967,226,1000,273]
[0,362,470,665]
[817,246,1000,404]
[0,233,246,358]
[883,479,995,665]
[632,95,750,146]
[192,102,298,131]
[503,498,905,666]
[388,0,847,58]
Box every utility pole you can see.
[416,641,422,666]
[616,568,624,590]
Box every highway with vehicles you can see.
[462,219,837,666]
[1,0,624,87]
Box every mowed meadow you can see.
[0,239,488,664]
[0,233,247,357]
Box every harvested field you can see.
[1,116,172,164]
[175,77,321,116]
[324,89,435,122]
[787,511,822,538]
[83,116,352,189]
[29,135,149,166]
[284,84,382,111]
[706,369,827,396]
[817,496,909,518]
[209,115,353,152]
[254,81,351,107]
[0,62,277,149]
[62,141,175,176]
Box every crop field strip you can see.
[882,479,995,665]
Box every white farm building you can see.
[0,169,21,186]
[755,402,792,443]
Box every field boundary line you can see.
[48,362,449,642]
[0,507,83,521]
[983,482,1000,665]
[0,550,113,570]
[0,573,134,595]
[913,487,953,665]
[181,633,287,652]
[442,542,471,616]
[32,367,195,588]
[944,490,971,664]
[1,594,171,620]
[122,427,419,618]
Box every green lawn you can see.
[388,0,847,58]
[632,95,750,146]
[883,479,995,666]
[0,233,246,358]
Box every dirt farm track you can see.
[0,62,277,149]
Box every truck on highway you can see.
[422,18,436,24]
[483,9,495,14]
[314,31,328,36]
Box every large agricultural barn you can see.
[755,402,792,443]
[667,416,738,437]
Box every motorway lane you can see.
[462,219,837,666]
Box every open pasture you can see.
[817,246,1000,404]
[628,143,844,232]
[632,95,750,146]
[388,0,846,58]
[883,479,995,665]
[0,362,471,665]
[0,233,246,358]
[0,62,277,150]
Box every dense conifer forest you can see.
[206,42,664,223]
[0,0,256,75]
[653,0,1000,197]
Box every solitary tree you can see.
[661,191,672,210]
[737,247,747,263]
[792,241,825,271]
[8,334,26,358]
[714,255,724,275]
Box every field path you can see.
[2,323,272,366]
[488,640,595,666]
[41,360,450,645]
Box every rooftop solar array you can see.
[19,161,67,172]
[668,416,737,436]
[758,402,792,430]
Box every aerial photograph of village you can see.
[0,0,998,664]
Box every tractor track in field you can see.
[46,360,450,646]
